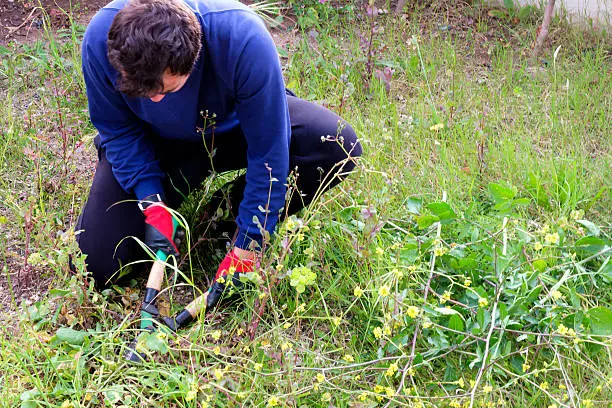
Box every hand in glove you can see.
[139,194,181,257]
[206,248,256,310]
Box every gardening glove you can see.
[139,194,180,257]
[206,248,256,310]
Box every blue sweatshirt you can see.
[82,0,290,250]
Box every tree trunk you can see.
[533,0,556,57]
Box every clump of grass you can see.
[1,1,610,407]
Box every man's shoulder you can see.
[186,0,252,16]
[82,1,124,50]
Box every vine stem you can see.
[468,217,507,408]
[384,191,447,407]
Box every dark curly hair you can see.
[107,0,202,97]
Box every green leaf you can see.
[55,327,87,345]
[587,307,612,335]
[435,307,461,316]
[427,202,457,223]
[532,259,547,272]
[406,198,422,214]
[416,214,439,229]
[145,332,169,353]
[448,314,465,332]
[574,236,607,255]
[576,220,600,236]
[488,183,516,204]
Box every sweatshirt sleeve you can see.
[210,13,290,250]
[81,19,165,201]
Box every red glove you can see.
[141,201,179,257]
[207,250,255,309]
[214,250,254,280]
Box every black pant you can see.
[76,95,361,287]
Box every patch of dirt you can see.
[0,0,108,45]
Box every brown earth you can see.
[0,0,108,45]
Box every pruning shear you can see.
[124,249,211,362]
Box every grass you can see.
[0,1,611,407]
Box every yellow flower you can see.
[385,387,395,397]
[185,389,197,402]
[375,247,384,255]
[331,316,342,327]
[457,378,465,388]
[406,306,420,319]
[407,366,415,376]
[267,396,280,407]
[283,322,291,329]
[213,346,221,355]
[254,363,263,371]
[429,123,444,131]
[464,277,472,287]
[378,285,391,297]
[214,369,224,381]
[343,354,355,362]
[558,384,566,390]
[236,328,244,336]
[60,401,73,408]
[281,342,292,351]
[570,209,584,220]
[450,400,461,408]
[354,286,364,298]
[385,363,398,377]
[358,392,368,401]
[211,330,222,341]
[522,363,530,373]
[316,373,325,383]
[478,298,489,307]
[441,290,451,304]
[544,233,560,245]
[422,320,433,329]
[374,385,385,393]
[483,385,493,393]
[557,323,569,335]
[434,246,448,257]
[582,400,594,408]
[534,241,543,251]
[373,327,383,339]
[552,290,563,300]
[540,381,549,390]
[321,392,332,402]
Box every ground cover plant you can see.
[0,1,610,407]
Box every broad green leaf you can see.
[488,182,515,204]
[416,214,439,229]
[587,307,612,335]
[512,198,530,207]
[576,219,600,236]
[448,314,465,332]
[55,327,87,345]
[435,307,461,316]
[406,198,422,214]
[145,332,169,353]
[427,202,457,222]
[575,236,607,255]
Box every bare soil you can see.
[0,0,108,45]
